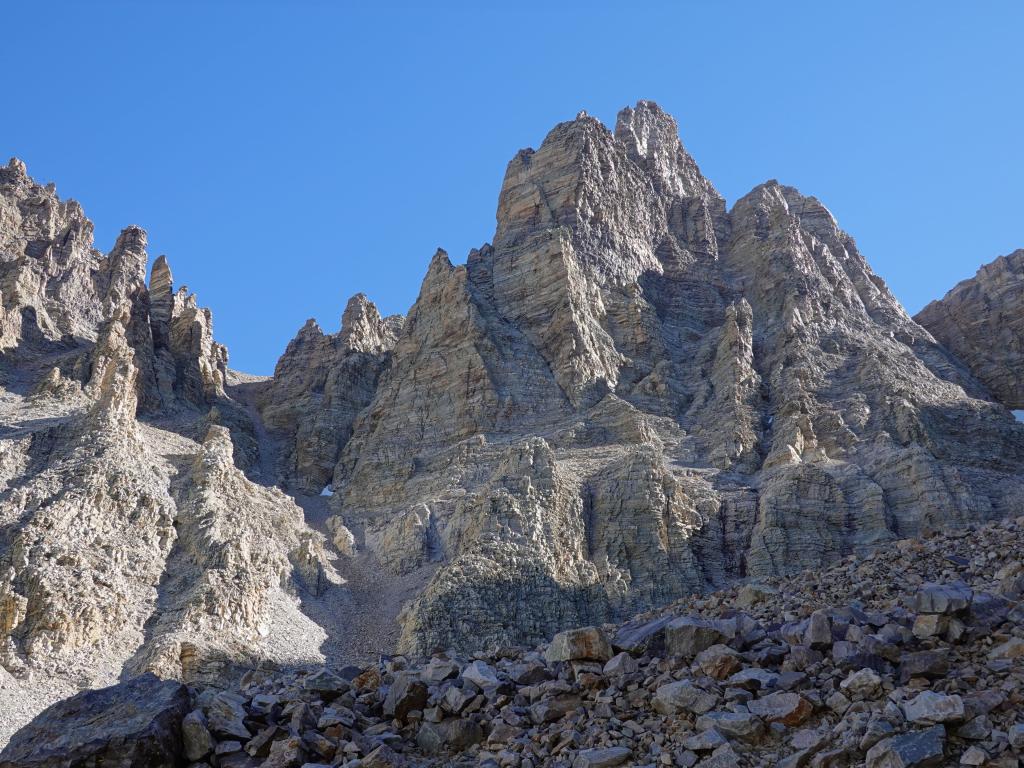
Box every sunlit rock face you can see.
[2,98,1024,700]
[0,158,334,744]
[316,101,1024,654]
[916,249,1024,410]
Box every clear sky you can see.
[3,2,1021,374]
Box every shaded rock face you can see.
[258,294,403,493]
[321,101,1024,654]
[124,424,337,683]
[915,249,1024,409]
[0,673,189,767]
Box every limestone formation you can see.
[0,158,115,351]
[258,293,402,493]
[915,248,1024,409]
[147,254,229,409]
[326,101,1024,654]
[126,424,337,683]
[2,100,1024,754]
[0,159,333,745]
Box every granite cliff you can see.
[1,102,1023,749]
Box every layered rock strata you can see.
[915,249,1024,409]
[0,160,335,744]
[257,294,402,493]
[12,513,1022,768]
[3,99,1024,749]
[318,102,1024,655]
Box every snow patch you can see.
[320,485,334,497]
[1014,410,1024,423]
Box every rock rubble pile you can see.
[9,515,1020,767]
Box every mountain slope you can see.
[2,102,1023,747]
[291,102,1024,653]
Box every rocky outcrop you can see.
[0,158,117,352]
[0,309,178,674]
[3,101,1024,749]
[0,298,332,687]
[0,155,227,414]
[915,249,1024,409]
[127,424,336,683]
[147,254,228,409]
[258,294,402,493]
[109,513,1024,768]
[0,160,334,744]
[324,101,1024,655]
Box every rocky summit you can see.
[0,101,1023,766]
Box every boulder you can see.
[182,709,215,761]
[573,746,633,768]
[603,651,639,676]
[665,617,734,658]
[546,626,613,663]
[653,680,718,715]
[747,692,813,726]
[913,583,972,615]
[462,659,502,690]
[840,668,883,699]
[901,691,966,725]
[865,724,945,768]
[382,672,428,722]
[0,674,189,768]
[695,712,765,743]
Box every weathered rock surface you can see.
[916,248,1024,409]
[3,100,1024,756]
[258,294,402,493]
[0,158,123,352]
[0,160,336,745]
[146,254,229,409]
[322,101,1024,655]
[24,515,1016,767]
[0,673,189,768]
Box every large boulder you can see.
[545,626,613,663]
[0,674,189,767]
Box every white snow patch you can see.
[1014,410,1024,423]
[320,485,334,497]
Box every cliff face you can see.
[2,102,1023,745]
[313,102,1024,654]
[0,159,335,744]
[257,294,403,494]
[915,249,1024,410]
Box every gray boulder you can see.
[0,674,189,768]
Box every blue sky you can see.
[3,2,1022,374]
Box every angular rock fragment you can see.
[546,626,613,663]
[0,674,189,768]
[865,724,945,768]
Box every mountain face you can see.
[1,102,1023,743]
[318,102,1024,655]
[915,249,1024,410]
[0,158,335,743]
